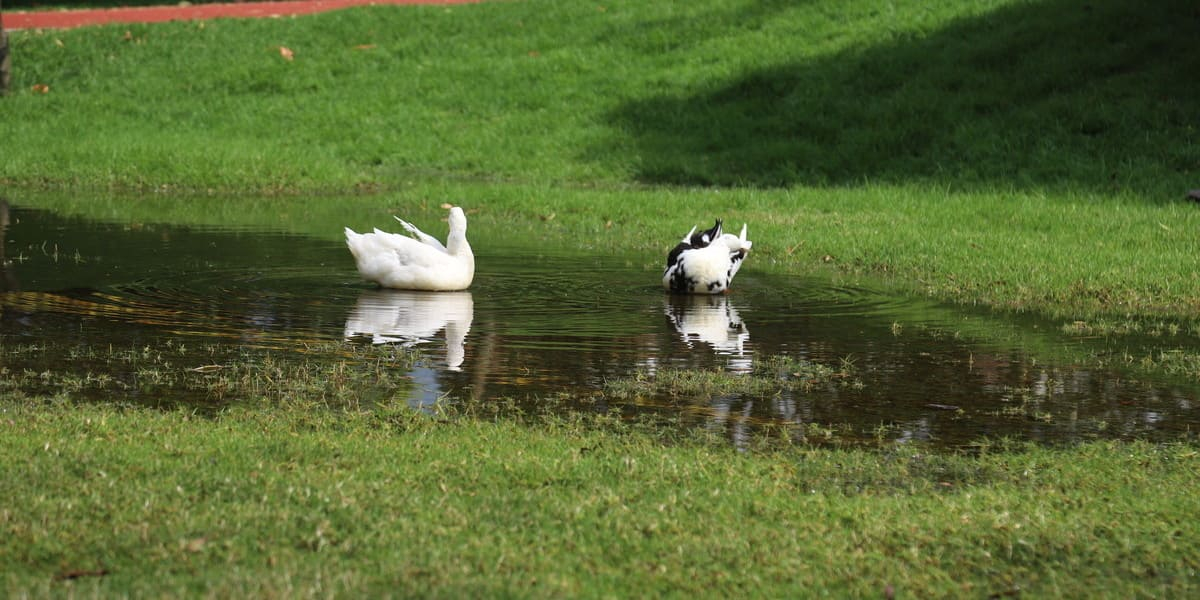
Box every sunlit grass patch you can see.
[3,0,1196,196]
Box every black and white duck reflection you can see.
[664,294,752,373]
[663,219,752,294]
[344,205,474,291]
[343,289,474,370]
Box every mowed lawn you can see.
[2,399,1199,597]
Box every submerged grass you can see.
[604,354,861,401]
[1,398,1198,597]
[0,337,420,408]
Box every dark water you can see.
[2,203,1198,448]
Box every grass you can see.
[1,398,1198,597]
[3,0,1196,195]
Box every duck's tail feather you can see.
[344,227,365,260]
[739,223,752,250]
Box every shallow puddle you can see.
[1,200,1198,448]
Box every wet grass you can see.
[1127,350,1200,382]
[1,398,1198,597]
[1062,318,1197,339]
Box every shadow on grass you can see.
[604,0,1199,195]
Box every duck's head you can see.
[448,206,467,233]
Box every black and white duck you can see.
[662,219,752,294]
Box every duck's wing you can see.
[395,217,448,253]
[346,226,473,290]
[368,229,453,265]
[347,228,450,276]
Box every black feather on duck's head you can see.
[666,219,724,270]
[690,220,723,248]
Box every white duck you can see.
[663,219,752,294]
[345,206,475,291]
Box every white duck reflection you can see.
[344,290,474,370]
[664,294,752,372]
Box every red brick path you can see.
[3,0,477,30]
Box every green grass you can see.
[1,398,1198,597]
[3,0,1196,195]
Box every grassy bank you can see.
[2,398,1198,597]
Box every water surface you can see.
[2,201,1197,448]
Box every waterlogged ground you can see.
[2,199,1199,448]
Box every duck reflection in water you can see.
[343,290,474,371]
[664,294,752,373]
